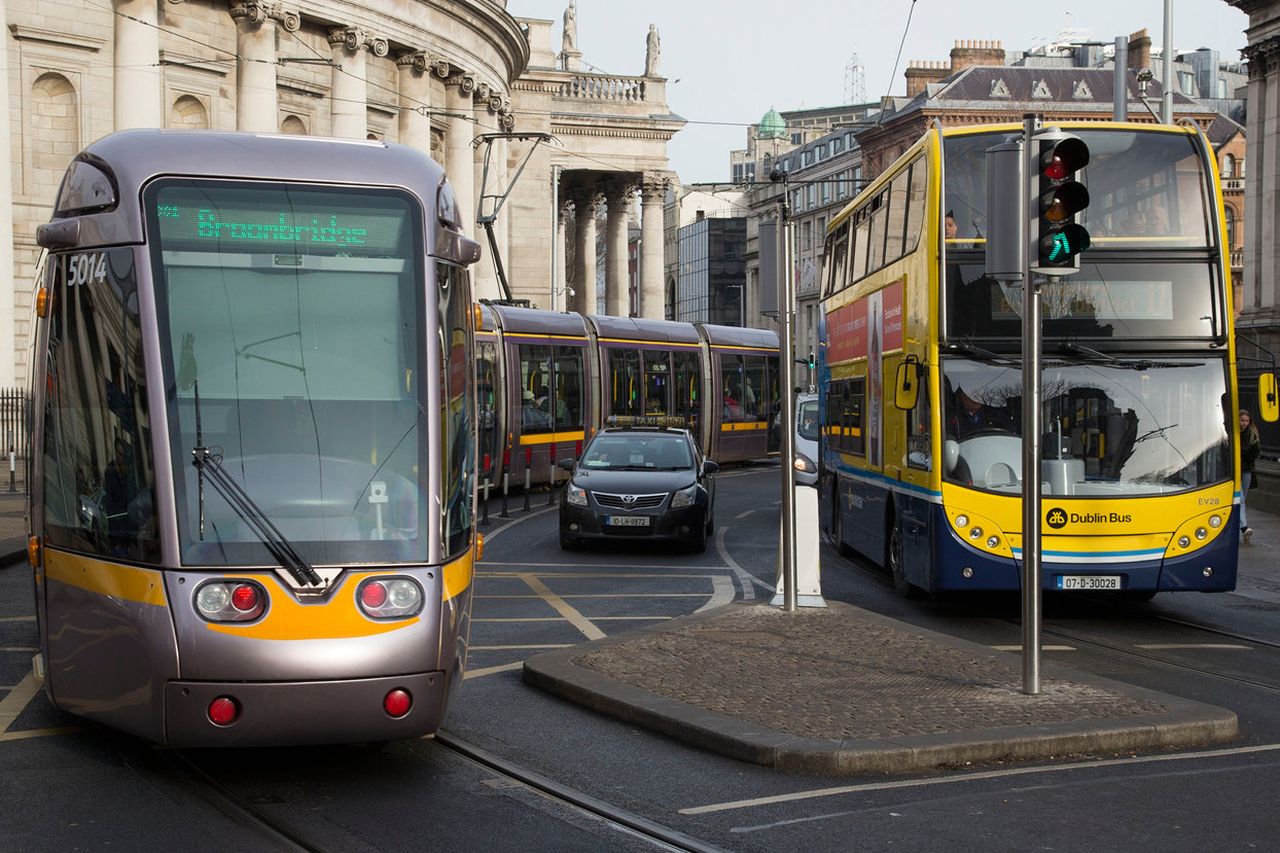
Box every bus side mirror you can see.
[1260,373,1280,423]
[894,356,921,411]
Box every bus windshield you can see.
[149,181,427,566]
[941,356,1230,496]
[945,129,1213,249]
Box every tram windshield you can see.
[941,356,1231,496]
[149,181,428,566]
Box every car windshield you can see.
[582,434,692,470]
[797,399,820,440]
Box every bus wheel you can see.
[887,522,923,599]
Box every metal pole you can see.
[1161,0,1173,124]
[1021,114,1043,695]
[1114,36,1128,123]
[779,185,799,612]
[551,164,561,311]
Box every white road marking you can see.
[473,616,670,623]
[716,527,772,600]
[695,576,737,613]
[519,574,606,640]
[991,645,1077,652]
[681,742,1280,816]
[475,593,709,599]
[463,662,524,680]
[480,505,558,544]
[0,616,35,623]
[734,509,757,520]
[1135,643,1252,650]
[0,671,40,734]
[469,644,573,651]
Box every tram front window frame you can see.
[147,179,431,567]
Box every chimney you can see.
[950,39,1006,73]
[905,60,950,98]
[1128,28,1151,70]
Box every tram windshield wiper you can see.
[178,332,321,587]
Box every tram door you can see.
[476,338,503,487]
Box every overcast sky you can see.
[509,0,1250,183]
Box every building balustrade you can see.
[558,73,647,102]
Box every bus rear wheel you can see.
[887,522,923,599]
[830,487,853,557]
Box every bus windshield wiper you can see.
[191,446,322,587]
[178,332,320,587]
[1058,341,1200,371]
[945,340,1017,365]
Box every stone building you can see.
[0,1,684,385]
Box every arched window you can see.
[1222,154,1236,179]
[31,73,78,193]
[1225,206,1238,250]
[169,95,208,129]
[280,115,308,136]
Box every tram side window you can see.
[740,356,766,422]
[552,346,584,431]
[673,351,701,431]
[41,249,160,562]
[438,263,474,558]
[721,355,746,422]
[608,347,643,418]
[518,345,553,433]
[477,340,499,472]
[643,350,671,415]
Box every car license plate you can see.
[605,515,650,527]
[1055,575,1121,591]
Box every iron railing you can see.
[1236,332,1279,462]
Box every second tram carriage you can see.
[818,121,1278,598]
[28,130,481,746]
[475,304,780,487]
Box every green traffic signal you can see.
[1033,132,1091,274]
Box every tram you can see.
[27,130,481,746]
[474,304,780,487]
[819,120,1279,598]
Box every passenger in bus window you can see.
[1142,201,1171,236]
[949,387,1010,438]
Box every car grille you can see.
[594,492,667,510]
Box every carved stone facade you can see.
[1229,0,1280,355]
[0,2,683,384]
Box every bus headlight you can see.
[566,483,588,506]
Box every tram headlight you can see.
[357,577,424,619]
[566,483,588,507]
[194,580,267,622]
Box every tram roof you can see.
[589,315,702,345]
[487,304,589,337]
[696,323,780,351]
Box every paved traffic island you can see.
[522,602,1239,775]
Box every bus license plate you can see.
[1056,575,1121,591]
[606,516,650,527]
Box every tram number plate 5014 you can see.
[1056,575,1121,591]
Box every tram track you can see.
[433,730,731,853]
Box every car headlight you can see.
[794,453,817,474]
[671,484,699,508]
[566,483,588,506]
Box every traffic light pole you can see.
[778,190,799,612]
[1020,114,1043,696]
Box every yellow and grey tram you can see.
[28,130,481,746]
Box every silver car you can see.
[793,392,819,486]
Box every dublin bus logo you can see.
[1046,507,1068,529]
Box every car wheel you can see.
[559,530,579,550]
[887,520,923,599]
[704,512,715,536]
[687,522,707,553]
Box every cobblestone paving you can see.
[576,605,1166,741]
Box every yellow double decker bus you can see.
[819,121,1278,599]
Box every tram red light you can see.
[361,580,388,608]
[230,584,259,612]
[384,688,412,718]
[208,696,239,726]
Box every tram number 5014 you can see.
[65,252,108,287]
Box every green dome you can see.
[757,107,787,140]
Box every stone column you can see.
[1262,48,1280,315]
[329,27,387,139]
[0,0,13,385]
[639,177,667,320]
[605,181,631,317]
[395,51,438,155]
[444,72,477,240]
[573,189,599,316]
[1241,48,1264,314]
[554,200,569,312]
[230,3,300,133]
[113,0,161,129]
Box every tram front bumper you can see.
[163,671,448,747]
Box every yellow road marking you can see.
[0,671,41,734]
[463,661,524,680]
[519,574,606,640]
[474,593,709,599]
[473,616,670,623]
[470,644,573,650]
[0,616,36,623]
[0,726,81,743]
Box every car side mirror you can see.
[702,460,720,475]
[557,458,575,472]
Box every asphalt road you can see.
[4,465,1280,851]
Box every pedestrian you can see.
[1240,408,1261,543]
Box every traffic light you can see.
[807,351,815,370]
[1031,130,1090,275]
